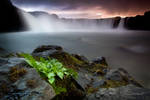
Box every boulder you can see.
[32,45,63,53]
[0,57,56,100]
[1,45,150,100]
[105,68,142,87]
[92,57,108,66]
[85,84,150,100]
[72,54,89,63]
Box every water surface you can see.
[0,31,150,88]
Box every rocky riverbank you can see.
[0,45,150,100]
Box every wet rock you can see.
[0,58,8,65]
[1,45,150,100]
[32,45,63,53]
[72,54,89,63]
[76,69,95,90]
[32,47,85,70]
[92,57,108,66]
[0,47,9,56]
[32,49,59,58]
[105,69,123,81]
[105,68,142,87]
[0,57,56,100]
[92,80,106,88]
[86,84,150,100]
[52,77,85,100]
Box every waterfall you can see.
[19,10,58,32]
[19,10,126,32]
[118,18,125,29]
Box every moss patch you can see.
[87,63,108,76]
[85,85,99,94]
[9,66,27,82]
[50,52,85,70]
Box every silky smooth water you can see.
[20,11,125,32]
[0,31,150,88]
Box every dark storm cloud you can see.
[11,0,150,18]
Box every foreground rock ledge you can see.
[0,45,150,100]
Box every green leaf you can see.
[48,73,55,78]
[57,71,64,79]
[48,77,55,84]
[21,53,78,95]
[62,68,67,71]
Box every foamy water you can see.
[19,10,126,33]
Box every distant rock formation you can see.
[0,0,26,32]
[29,11,59,20]
[124,11,150,30]
[113,17,121,28]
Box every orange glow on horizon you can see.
[19,6,147,19]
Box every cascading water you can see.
[19,10,126,32]
[118,18,125,29]
[19,10,56,32]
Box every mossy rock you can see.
[100,79,128,88]
[33,45,63,53]
[52,77,85,100]
[49,52,85,69]
[88,63,108,75]
[33,51,87,71]
[9,66,27,82]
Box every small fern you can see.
[20,53,78,94]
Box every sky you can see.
[11,0,150,19]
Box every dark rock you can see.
[105,68,143,87]
[32,45,63,53]
[92,80,106,88]
[0,0,26,32]
[0,47,9,56]
[1,45,150,100]
[113,17,121,28]
[124,11,150,30]
[105,69,124,81]
[52,77,85,100]
[92,57,108,66]
[32,49,59,58]
[0,57,56,100]
[32,45,85,70]
[86,84,150,100]
[0,58,8,66]
[76,69,96,90]
[72,54,89,63]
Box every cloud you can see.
[11,0,150,18]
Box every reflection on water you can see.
[0,31,150,88]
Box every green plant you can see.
[20,53,78,94]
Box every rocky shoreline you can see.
[0,45,150,100]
